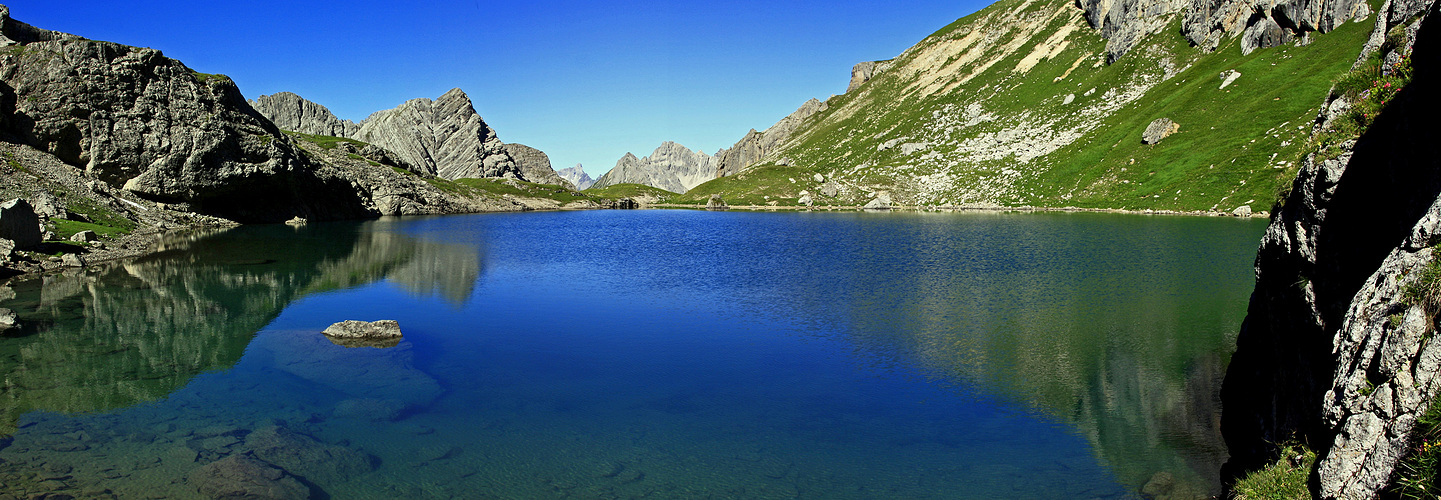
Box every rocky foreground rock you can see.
[1219,0,1441,497]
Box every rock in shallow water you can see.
[188,454,310,500]
[322,320,401,340]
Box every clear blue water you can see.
[0,210,1265,499]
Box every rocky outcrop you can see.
[1080,0,1190,62]
[248,92,358,138]
[1220,2,1441,497]
[847,60,893,93]
[592,142,718,193]
[502,143,573,188]
[0,199,39,248]
[715,98,829,178]
[1182,0,1371,53]
[557,164,595,190]
[188,454,310,500]
[1142,118,1180,144]
[0,7,414,223]
[705,194,728,210]
[354,88,522,181]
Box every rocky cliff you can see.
[592,141,718,193]
[0,5,542,230]
[503,143,574,188]
[557,164,595,190]
[353,88,522,181]
[248,92,359,138]
[1219,0,1441,497]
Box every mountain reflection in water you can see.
[0,220,480,436]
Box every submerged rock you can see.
[188,454,310,500]
[244,425,374,484]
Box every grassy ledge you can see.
[1233,444,1316,499]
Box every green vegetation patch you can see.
[50,219,128,240]
[1392,396,1441,498]
[676,165,824,206]
[64,197,137,235]
[191,71,232,84]
[1403,248,1441,318]
[1311,47,1414,162]
[1232,444,1316,499]
[283,131,370,150]
[583,183,678,201]
[454,178,597,204]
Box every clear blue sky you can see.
[12,1,984,177]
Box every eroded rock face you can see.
[502,143,573,188]
[715,98,829,178]
[847,60,894,93]
[1182,0,1370,53]
[1220,3,1441,497]
[354,88,521,181]
[248,92,358,138]
[592,142,717,193]
[1080,0,1190,62]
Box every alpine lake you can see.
[0,209,1265,499]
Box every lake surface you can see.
[0,210,1265,499]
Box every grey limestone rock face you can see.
[847,60,894,93]
[354,88,522,181]
[502,143,574,188]
[592,142,717,193]
[557,164,595,190]
[1220,3,1441,497]
[249,92,359,138]
[1142,118,1180,144]
[0,199,40,248]
[1080,0,1191,62]
[715,98,829,178]
[1182,0,1370,53]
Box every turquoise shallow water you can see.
[0,210,1265,499]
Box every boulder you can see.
[821,182,839,197]
[30,192,65,219]
[863,193,893,210]
[706,194,729,210]
[322,320,401,340]
[0,238,14,262]
[1219,70,1242,89]
[798,194,814,206]
[61,254,85,268]
[188,455,311,500]
[813,173,825,183]
[69,230,97,243]
[0,199,41,249]
[1232,204,1252,217]
[0,308,16,330]
[284,217,307,226]
[1142,118,1180,144]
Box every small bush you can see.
[1402,249,1441,317]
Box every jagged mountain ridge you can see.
[0,5,540,224]
[669,0,1375,211]
[557,164,595,190]
[591,142,718,193]
[252,90,570,185]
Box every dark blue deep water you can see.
[0,210,1266,498]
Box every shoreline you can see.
[644,202,1271,219]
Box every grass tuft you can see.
[1232,444,1316,499]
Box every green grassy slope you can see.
[676,0,1375,211]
